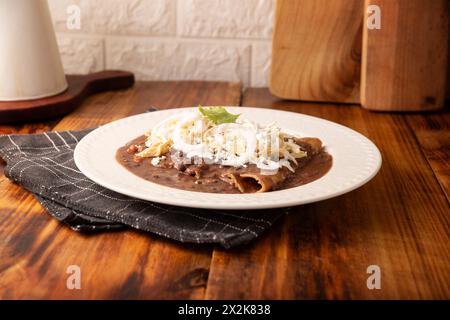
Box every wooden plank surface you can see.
[1,83,449,300]
[405,113,450,201]
[205,89,450,299]
[270,0,363,102]
[0,81,241,299]
[361,0,449,111]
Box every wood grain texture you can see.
[405,113,450,201]
[0,71,135,124]
[0,81,242,299]
[448,18,450,103]
[448,21,450,103]
[270,0,363,103]
[204,89,450,299]
[1,83,448,300]
[361,0,449,111]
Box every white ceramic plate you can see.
[74,107,381,210]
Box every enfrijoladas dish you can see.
[117,107,332,194]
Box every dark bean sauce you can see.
[116,135,332,194]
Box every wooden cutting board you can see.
[361,0,449,111]
[0,71,134,123]
[270,0,364,103]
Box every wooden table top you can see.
[0,81,448,299]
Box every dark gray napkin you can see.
[0,126,287,248]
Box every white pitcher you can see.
[0,0,67,101]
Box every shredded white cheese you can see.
[140,109,307,171]
[150,156,166,166]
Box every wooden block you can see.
[361,0,449,111]
[270,0,364,103]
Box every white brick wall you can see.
[48,0,274,87]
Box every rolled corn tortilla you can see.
[220,137,323,193]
